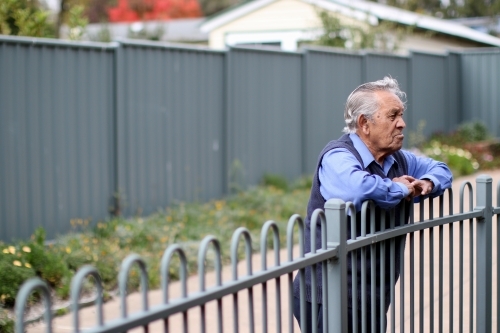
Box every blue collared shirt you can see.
[319,133,453,211]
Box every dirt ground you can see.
[26,170,500,333]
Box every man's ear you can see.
[358,114,370,135]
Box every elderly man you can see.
[293,77,453,332]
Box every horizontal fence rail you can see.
[2,35,500,242]
[15,175,498,332]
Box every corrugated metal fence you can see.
[1,35,499,241]
[0,37,116,241]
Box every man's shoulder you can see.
[319,134,363,167]
[322,134,353,151]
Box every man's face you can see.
[365,90,406,157]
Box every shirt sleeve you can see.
[401,150,453,197]
[319,148,410,210]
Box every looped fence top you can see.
[71,265,104,331]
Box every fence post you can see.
[475,175,492,333]
[324,199,347,332]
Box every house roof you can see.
[200,0,500,47]
[449,16,500,35]
[77,18,208,42]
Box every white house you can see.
[200,0,500,54]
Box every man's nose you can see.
[397,117,406,128]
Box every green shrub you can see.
[261,173,289,191]
[456,121,490,142]
[0,227,73,306]
[0,307,14,333]
[428,121,490,147]
[0,253,36,307]
[423,141,479,177]
[93,219,119,239]
[22,229,72,298]
[423,121,500,172]
[25,243,70,288]
[290,175,313,191]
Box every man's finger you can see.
[403,175,416,182]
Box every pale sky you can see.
[42,0,60,12]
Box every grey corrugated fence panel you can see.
[364,52,410,89]
[460,49,500,137]
[447,52,462,131]
[302,48,364,174]
[4,35,500,242]
[226,47,303,187]
[410,51,450,138]
[116,40,226,217]
[0,36,117,242]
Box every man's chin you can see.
[392,138,404,150]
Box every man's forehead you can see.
[374,91,404,110]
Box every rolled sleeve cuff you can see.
[420,174,440,193]
[395,182,409,197]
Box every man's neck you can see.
[356,132,387,165]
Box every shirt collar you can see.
[349,133,397,175]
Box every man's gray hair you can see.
[342,76,406,134]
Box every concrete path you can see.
[27,171,500,333]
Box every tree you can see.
[315,10,412,53]
[454,0,500,18]
[83,0,117,24]
[107,0,202,22]
[391,0,442,15]
[67,5,89,40]
[0,0,55,37]
[0,0,90,39]
[56,0,94,38]
[198,0,239,16]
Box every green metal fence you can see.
[14,175,499,332]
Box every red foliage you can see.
[108,0,202,22]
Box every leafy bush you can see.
[0,0,55,37]
[290,175,313,191]
[0,307,14,333]
[0,254,36,307]
[423,121,500,175]
[456,121,490,143]
[422,141,479,177]
[261,173,289,191]
[428,121,490,147]
[0,227,74,307]
[24,229,72,297]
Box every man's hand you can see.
[411,179,434,196]
[392,175,416,200]
[393,176,434,200]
